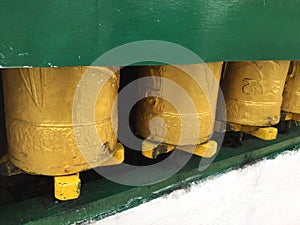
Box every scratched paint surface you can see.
[1,0,300,67]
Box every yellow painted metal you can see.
[101,143,125,166]
[141,140,168,159]
[293,114,300,122]
[54,173,81,201]
[2,66,123,176]
[135,63,223,157]
[284,112,294,121]
[181,140,218,157]
[282,61,300,122]
[142,140,217,159]
[222,61,290,126]
[230,123,278,141]
[284,112,300,122]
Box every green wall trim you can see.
[1,0,300,68]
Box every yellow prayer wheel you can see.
[282,61,300,121]
[135,63,223,158]
[222,61,290,140]
[2,66,123,177]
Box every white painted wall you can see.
[94,149,300,225]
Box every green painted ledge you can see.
[0,127,299,225]
[1,0,300,68]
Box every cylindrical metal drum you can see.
[282,61,300,115]
[222,61,290,126]
[0,74,7,158]
[2,66,119,176]
[135,63,223,146]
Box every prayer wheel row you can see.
[1,60,299,200]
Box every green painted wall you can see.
[1,0,300,67]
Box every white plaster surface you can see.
[94,149,300,225]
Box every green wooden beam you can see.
[1,0,300,68]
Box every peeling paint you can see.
[18,53,29,56]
